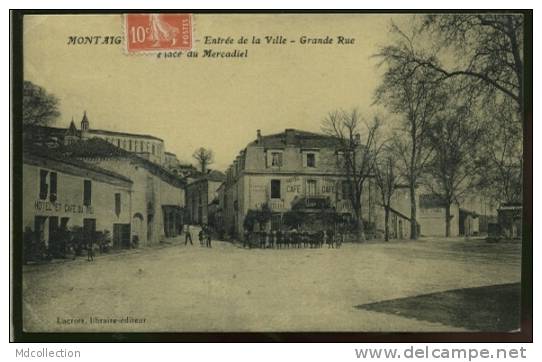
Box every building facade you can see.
[220,129,410,238]
[185,171,226,226]
[65,112,166,165]
[417,193,460,237]
[65,138,186,246]
[23,149,133,251]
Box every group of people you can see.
[183,224,212,248]
[242,228,344,249]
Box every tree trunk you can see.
[354,205,365,241]
[445,203,451,237]
[409,181,418,240]
[384,206,390,242]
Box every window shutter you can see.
[39,170,48,200]
[83,180,92,206]
[115,193,121,217]
[49,172,57,202]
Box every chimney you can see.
[285,128,295,145]
[256,129,262,144]
[355,133,361,144]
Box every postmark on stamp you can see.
[124,13,193,53]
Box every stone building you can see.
[63,138,186,246]
[23,147,133,250]
[22,113,188,256]
[185,170,226,226]
[59,112,166,165]
[220,128,412,238]
[416,193,461,237]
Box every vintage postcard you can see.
[12,11,531,338]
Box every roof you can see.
[498,204,523,211]
[66,120,78,135]
[248,129,342,149]
[24,125,66,138]
[204,170,226,182]
[23,145,133,185]
[188,169,226,185]
[389,206,411,221]
[23,124,163,142]
[61,138,185,187]
[419,194,447,209]
[87,129,163,141]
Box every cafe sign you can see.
[34,200,94,215]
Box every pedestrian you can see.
[184,224,193,245]
[319,230,326,248]
[198,228,205,246]
[206,228,212,248]
[336,231,343,248]
[270,230,276,249]
[87,238,94,262]
[290,228,298,248]
[327,228,335,248]
[243,228,250,248]
[260,230,267,248]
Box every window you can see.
[307,180,317,196]
[271,214,282,231]
[341,180,352,200]
[270,152,283,167]
[129,140,132,151]
[306,153,316,168]
[337,150,353,165]
[49,172,57,202]
[271,179,281,199]
[39,170,48,200]
[117,139,121,147]
[152,144,156,155]
[115,193,121,216]
[83,180,92,206]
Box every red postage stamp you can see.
[125,13,193,53]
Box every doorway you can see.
[83,218,96,243]
[132,213,144,245]
[113,223,131,248]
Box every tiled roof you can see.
[88,129,163,141]
[189,169,226,184]
[23,125,163,142]
[23,145,133,184]
[61,138,185,187]
[248,129,342,149]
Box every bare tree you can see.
[23,80,60,126]
[476,96,523,205]
[423,92,484,237]
[192,147,214,173]
[373,145,399,241]
[382,15,524,124]
[322,109,382,240]
[375,28,447,239]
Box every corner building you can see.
[222,129,386,236]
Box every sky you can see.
[23,14,410,171]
